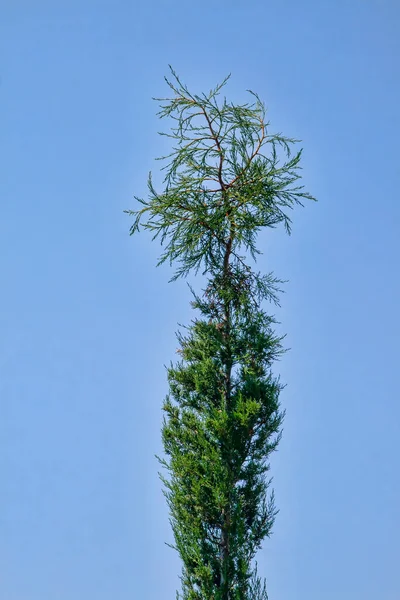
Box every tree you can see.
[127,68,315,599]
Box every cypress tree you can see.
[127,68,315,599]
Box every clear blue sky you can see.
[1,1,399,599]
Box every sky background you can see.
[1,1,399,599]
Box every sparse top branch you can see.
[127,67,315,281]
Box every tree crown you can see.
[127,67,315,281]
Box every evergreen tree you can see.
[127,69,315,599]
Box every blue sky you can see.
[1,1,399,598]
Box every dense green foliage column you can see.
[128,69,314,599]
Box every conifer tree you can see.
[127,69,315,599]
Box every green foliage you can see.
[161,280,283,599]
[127,67,315,281]
[128,68,315,599]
